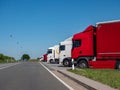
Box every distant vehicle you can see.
[43,54,47,62]
[47,46,54,63]
[59,37,72,67]
[72,20,120,69]
[39,57,43,61]
[47,45,59,64]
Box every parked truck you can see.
[43,54,47,62]
[59,37,72,67]
[72,20,120,69]
[47,45,59,64]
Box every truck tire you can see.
[116,61,120,69]
[63,59,70,67]
[50,59,54,63]
[78,60,88,68]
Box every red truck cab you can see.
[72,20,120,69]
[72,25,95,59]
[43,54,47,62]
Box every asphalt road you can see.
[0,62,69,90]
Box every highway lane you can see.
[0,62,69,90]
[0,63,20,69]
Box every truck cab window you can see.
[73,40,81,48]
[47,49,52,54]
[59,45,65,51]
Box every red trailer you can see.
[72,20,120,69]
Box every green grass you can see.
[68,69,120,89]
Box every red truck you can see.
[72,20,120,69]
[43,54,47,62]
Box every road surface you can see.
[0,62,69,90]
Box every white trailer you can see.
[59,37,72,66]
[47,45,59,64]
[54,45,59,64]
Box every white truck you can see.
[59,37,72,67]
[47,45,59,64]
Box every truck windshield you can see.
[47,49,52,54]
[59,45,65,51]
[72,40,81,48]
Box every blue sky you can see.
[0,0,120,59]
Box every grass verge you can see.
[68,69,120,89]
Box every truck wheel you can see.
[116,61,120,69]
[78,60,88,68]
[63,59,69,67]
[50,59,53,63]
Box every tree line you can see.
[0,53,38,63]
[0,53,16,63]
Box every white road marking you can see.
[40,62,74,90]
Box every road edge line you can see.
[40,62,74,90]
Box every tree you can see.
[0,53,16,63]
[21,54,30,61]
[0,54,4,60]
